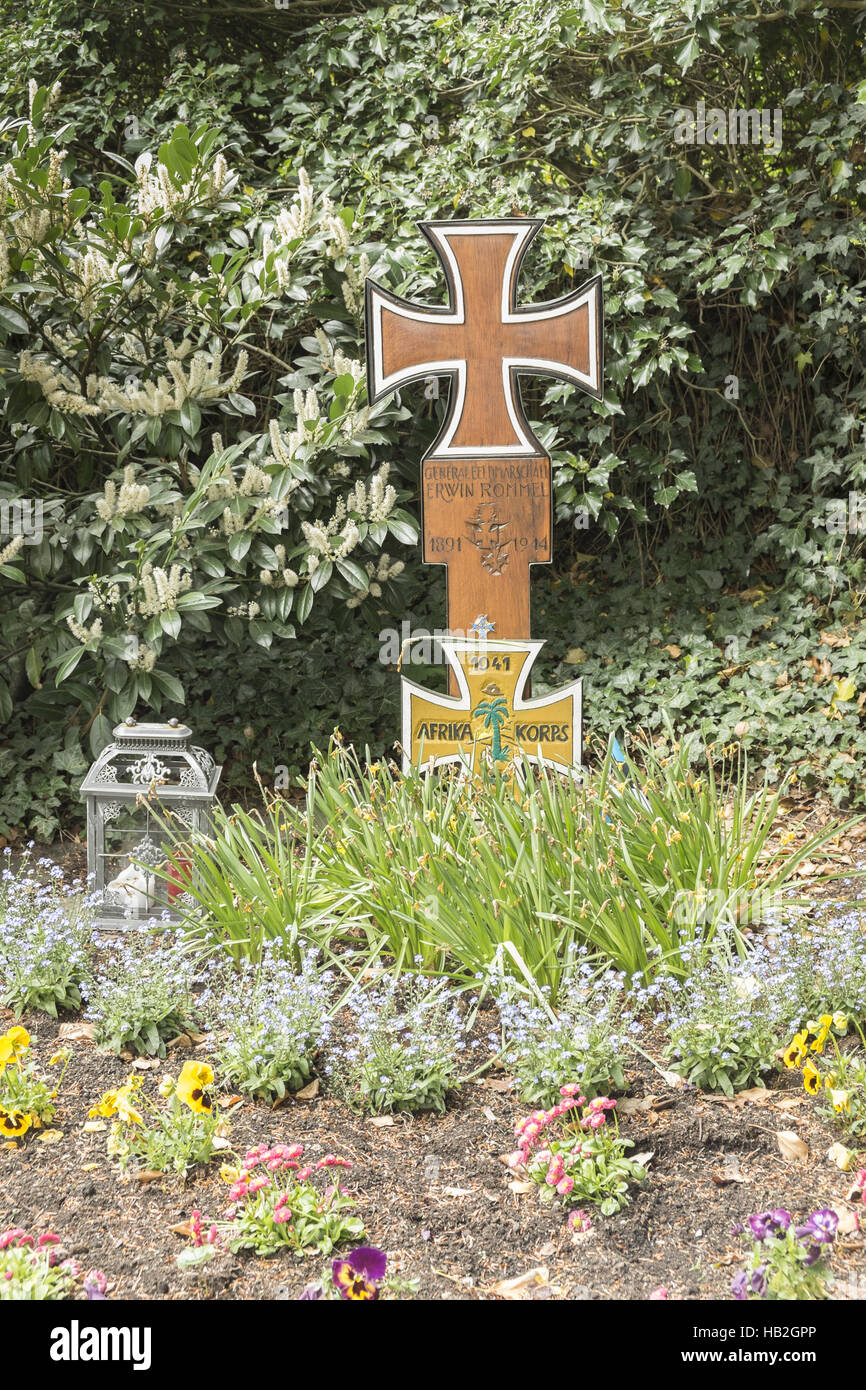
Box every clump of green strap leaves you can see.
[166,733,857,1000]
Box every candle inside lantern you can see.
[105,861,151,913]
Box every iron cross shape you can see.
[402,636,582,776]
[365,219,603,458]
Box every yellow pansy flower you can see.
[808,1020,832,1053]
[177,1061,215,1114]
[89,1089,119,1119]
[783,1033,808,1070]
[0,1106,32,1138]
[0,1026,30,1071]
[114,1085,143,1126]
[803,1060,822,1095]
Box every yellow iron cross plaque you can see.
[402,637,581,775]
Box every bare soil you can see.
[2,1005,864,1302]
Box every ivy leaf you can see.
[675,36,700,73]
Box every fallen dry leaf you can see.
[662,644,681,659]
[58,1021,95,1044]
[702,1086,770,1107]
[489,1266,550,1299]
[739,1086,772,1103]
[37,1129,64,1145]
[507,1180,534,1194]
[830,1203,860,1236]
[134,1171,166,1184]
[219,1095,244,1111]
[776,1130,808,1161]
[165,1034,192,1052]
[827,1142,856,1171]
[169,1221,194,1239]
[369,1115,395,1128]
[618,1095,661,1116]
[443,1187,474,1198]
[83,1121,106,1133]
[294,1079,320,1101]
[486,1077,514,1093]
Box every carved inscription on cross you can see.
[366,220,602,644]
[421,455,551,642]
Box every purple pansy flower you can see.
[807,1209,839,1243]
[332,1246,387,1301]
[299,1282,325,1300]
[747,1212,774,1241]
[731,1270,748,1301]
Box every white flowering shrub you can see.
[0,86,416,756]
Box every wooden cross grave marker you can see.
[365,218,603,774]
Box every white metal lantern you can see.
[80,716,221,929]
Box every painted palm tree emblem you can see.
[472,682,511,763]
